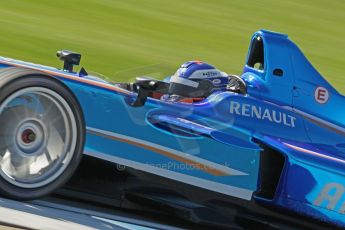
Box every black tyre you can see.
[0,74,84,200]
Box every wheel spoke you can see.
[0,150,15,176]
[13,162,31,179]
[46,125,65,159]
[39,95,56,117]
[44,147,53,163]
[44,113,63,128]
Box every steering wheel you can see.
[226,74,247,94]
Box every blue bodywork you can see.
[0,30,344,227]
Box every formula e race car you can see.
[0,30,344,229]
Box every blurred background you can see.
[0,0,344,91]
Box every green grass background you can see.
[0,1,344,91]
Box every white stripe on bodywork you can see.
[283,142,345,164]
[170,75,199,88]
[84,150,253,200]
[294,109,345,135]
[86,127,248,176]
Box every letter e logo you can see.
[315,87,329,104]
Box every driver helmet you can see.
[168,61,229,98]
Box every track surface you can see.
[0,196,184,230]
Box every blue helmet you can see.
[169,61,229,98]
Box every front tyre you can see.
[0,75,85,200]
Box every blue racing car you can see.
[0,30,343,228]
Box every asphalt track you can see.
[0,196,184,230]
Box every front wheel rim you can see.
[0,87,77,188]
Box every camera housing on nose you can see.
[56,50,81,73]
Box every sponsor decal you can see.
[314,182,345,214]
[212,79,221,85]
[315,86,329,104]
[230,101,297,127]
[202,71,219,77]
